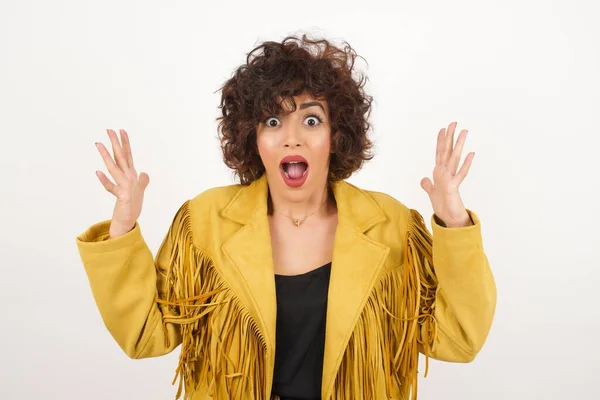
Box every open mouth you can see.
[279,155,309,188]
[281,161,308,179]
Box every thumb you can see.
[138,172,150,190]
[420,177,433,195]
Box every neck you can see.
[268,182,333,221]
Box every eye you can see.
[304,114,323,127]
[264,116,281,127]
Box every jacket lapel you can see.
[220,174,390,399]
[220,175,278,392]
[320,180,390,399]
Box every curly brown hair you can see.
[217,34,374,185]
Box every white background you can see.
[1,0,599,399]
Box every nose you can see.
[282,123,302,148]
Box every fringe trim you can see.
[330,208,438,400]
[155,201,268,399]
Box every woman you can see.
[76,35,496,400]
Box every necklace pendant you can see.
[293,219,301,227]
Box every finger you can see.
[138,172,150,190]
[95,142,126,185]
[420,177,433,195]
[120,129,135,168]
[435,128,445,165]
[442,121,457,165]
[449,129,468,174]
[95,170,117,195]
[107,129,129,171]
[456,152,474,183]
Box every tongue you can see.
[286,163,307,179]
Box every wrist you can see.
[436,211,473,228]
[109,222,135,238]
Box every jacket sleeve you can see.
[413,209,497,363]
[75,203,186,359]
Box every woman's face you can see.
[256,92,332,200]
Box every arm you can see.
[75,202,188,359]
[409,208,497,363]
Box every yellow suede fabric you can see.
[76,174,496,399]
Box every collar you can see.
[221,173,386,231]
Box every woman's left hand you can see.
[420,121,474,228]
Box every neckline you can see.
[274,261,332,278]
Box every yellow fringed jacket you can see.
[76,174,496,400]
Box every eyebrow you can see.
[299,101,325,112]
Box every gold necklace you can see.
[274,190,329,227]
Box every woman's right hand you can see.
[95,129,150,238]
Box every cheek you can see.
[310,130,332,160]
[256,132,279,166]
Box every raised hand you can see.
[420,121,474,228]
[95,129,150,237]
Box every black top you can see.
[272,262,332,400]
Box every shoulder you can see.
[168,182,243,229]
[167,183,245,250]
[348,183,430,234]
[358,185,413,223]
[366,189,409,212]
[346,184,429,267]
[188,183,243,211]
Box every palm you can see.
[420,122,474,225]
[112,183,145,225]
[95,129,150,236]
